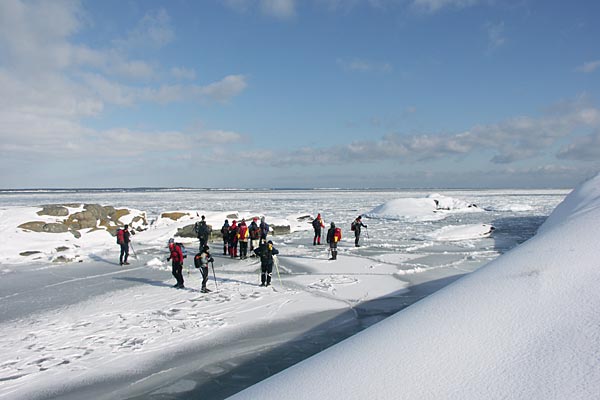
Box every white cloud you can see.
[557,130,600,161]
[196,75,248,103]
[266,101,600,167]
[222,0,296,18]
[261,0,296,18]
[171,67,197,80]
[411,0,480,13]
[113,8,174,50]
[194,130,244,145]
[575,60,600,73]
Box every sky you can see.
[1,0,599,189]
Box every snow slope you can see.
[230,173,600,399]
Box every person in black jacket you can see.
[352,215,367,247]
[220,219,230,255]
[194,215,211,251]
[254,239,279,287]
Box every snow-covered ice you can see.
[0,186,574,399]
[231,176,600,399]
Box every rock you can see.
[20,251,42,256]
[113,208,131,222]
[18,221,46,232]
[55,246,69,252]
[176,224,197,238]
[83,204,108,220]
[271,224,291,235]
[70,229,81,239]
[43,223,69,233]
[161,212,188,221]
[18,222,68,233]
[52,256,71,263]
[37,205,69,217]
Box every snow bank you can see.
[366,194,482,221]
[230,173,600,399]
[423,224,495,241]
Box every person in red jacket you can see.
[312,213,325,245]
[228,220,239,258]
[238,219,249,259]
[167,238,185,289]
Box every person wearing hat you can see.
[259,216,269,241]
[312,213,325,245]
[220,219,230,255]
[194,245,214,293]
[352,215,367,247]
[167,238,185,289]
[248,217,261,252]
[326,222,342,260]
[194,215,211,251]
[238,219,249,259]
[228,220,239,258]
[254,239,279,287]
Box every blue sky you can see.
[1,0,599,189]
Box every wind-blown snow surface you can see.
[0,188,569,398]
[231,175,600,399]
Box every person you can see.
[351,215,367,247]
[220,219,230,255]
[254,239,279,287]
[194,245,214,293]
[259,216,269,241]
[117,224,131,266]
[249,217,261,252]
[194,215,211,251]
[312,213,325,245]
[167,238,185,289]
[326,222,342,260]
[228,220,239,258]
[238,219,249,259]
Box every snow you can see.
[366,193,482,221]
[423,223,495,241]
[230,175,600,400]
[0,186,582,399]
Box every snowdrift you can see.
[366,194,482,221]
[230,174,600,399]
[423,223,495,241]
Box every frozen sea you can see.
[0,188,568,399]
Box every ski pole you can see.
[211,261,218,292]
[273,255,283,287]
[129,242,138,259]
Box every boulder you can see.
[20,251,42,256]
[18,221,46,232]
[176,224,197,238]
[18,221,69,233]
[37,205,69,217]
[161,212,188,221]
[271,224,291,235]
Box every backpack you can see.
[350,222,356,231]
[176,243,187,258]
[334,227,342,242]
[194,252,202,268]
[116,229,124,244]
[312,218,320,229]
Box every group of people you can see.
[119,213,368,291]
[313,214,368,260]
[219,216,269,259]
